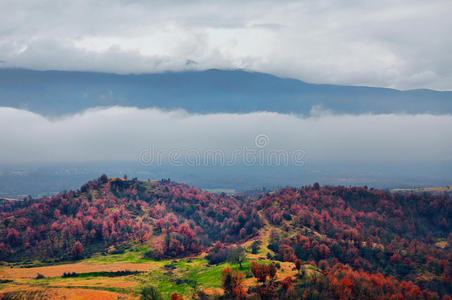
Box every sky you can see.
[1,0,452,90]
[1,107,451,164]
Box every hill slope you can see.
[1,68,451,115]
[0,177,451,298]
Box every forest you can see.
[0,175,451,299]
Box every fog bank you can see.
[0,106,451,164]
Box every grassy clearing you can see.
[141,258,256,297]
[86,246,151,264]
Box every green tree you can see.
[141,286,162,300]
[228,246,246,269]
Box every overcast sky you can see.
[0,0,451,90]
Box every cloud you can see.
[0,106,451,164]
[0,0,451,90]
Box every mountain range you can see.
[1,68,451,115]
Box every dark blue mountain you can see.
[0,68,451,115]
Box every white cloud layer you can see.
[0,0,451,90]
[0,106,451,164]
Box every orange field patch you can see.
[0,287,137,300]
[47,277,139,289]
[435,241,448,249]
[0,262,157,279]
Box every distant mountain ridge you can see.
[1,68,451,115]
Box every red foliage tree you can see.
[71,241,84,259]
[220,267,247,299]
[170,292,184,300]
[295,259,302,273]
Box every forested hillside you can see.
[0,176,450,299]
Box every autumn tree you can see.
[170,292,184,300]
[295,259,302,276]
[251,261,278,299]
[220,267,247,299]
[281,276,295,300]
[71,241,84,259]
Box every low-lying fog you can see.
[0,106,451,164]
[1,106,451,197]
